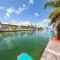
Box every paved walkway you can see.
[40,41,60,60]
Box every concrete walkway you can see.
[40,41,60,60]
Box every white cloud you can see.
[39,19,53,30]
[20,21,31,25]
[5,8,15,18]
[2,22,9,24]
[0,6,5,10]
[0,4,27,18]
[15,7,25,14]
[22,4,26,8]
[34,13,39,17]
[29,0,34,4]
[6,20,31,26]
[5,5,26,18]
[5,13,10,18]
[1,4,27,18]
[6,8,15,13]
[37,19,49,28]
[15,4,26,15]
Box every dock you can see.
[40,40,60,60]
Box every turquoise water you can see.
[0,31,48,60]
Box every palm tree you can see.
[45,0,60,8]
[44,0,60,24]
[44,0,60,40]
[49,7,60,24]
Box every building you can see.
[0,24,18,31]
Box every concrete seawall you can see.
[40,41,60,60]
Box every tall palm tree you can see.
[44,0,60,23]
[44,0,60,40]
[45,0,60,8]
[49,7,60,25]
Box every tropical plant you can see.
[45,0,60,24]
[45,0,60,8]
[44,0,60,40]
[49,7,60,25]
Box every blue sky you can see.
[0,0,52,26]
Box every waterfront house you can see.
[0,24,18,31]
[0,23,39,31]
[20,25,36,31]
[9,24,18,31]
[0,24,3,31]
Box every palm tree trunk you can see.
[57,23,60,40]
[57,31,60,40]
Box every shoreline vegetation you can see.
[0,23,47,32]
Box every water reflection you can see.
[0,31,34,39]
[0,31,48,60]
[0,31,39,41]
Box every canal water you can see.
[0,31,48,60]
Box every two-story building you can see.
[0,24,18,31]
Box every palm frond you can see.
[44,1,56,8]
[44,0,60,9]
[49,7,60,19]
